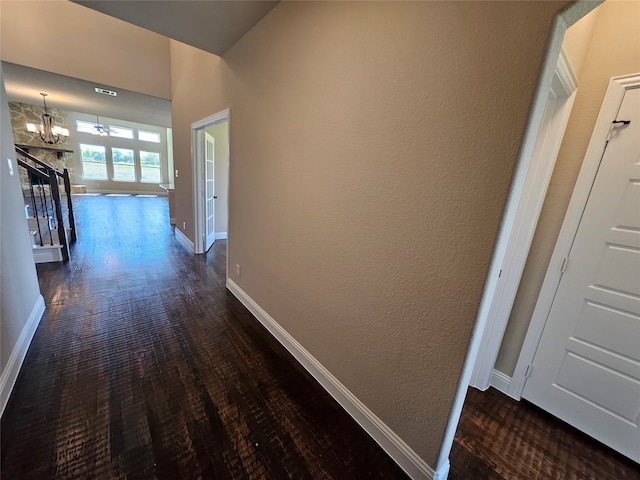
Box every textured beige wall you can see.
[0,0,171,100]
[205,122,229,234]
[217,1,568,465]
[169,40,224,242]
[496,0,640,376]
[1,65,42,373]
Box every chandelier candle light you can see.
[26,93,69,144]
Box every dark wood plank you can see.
[449,387,640,480]
[2,195,638,479]
[1,195,409,480]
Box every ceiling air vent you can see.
[95,87,117,97]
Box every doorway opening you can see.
[191,110,230,255]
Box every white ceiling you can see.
[73,0,279,56]
[3,62,172,128]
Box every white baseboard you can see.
[175,227,195,253]
[433,460,450,480]
[215,232,227,240]
[226,278,441,480]
[0,295,45,416]
[83,188,168,196]
[490,369,512,395]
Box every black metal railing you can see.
[15,146,76,261]
[15,146,76,243]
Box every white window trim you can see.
[69,111,167,186]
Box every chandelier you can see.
[26,93,69,144]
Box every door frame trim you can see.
[191,109,230,255]
[509,73,640,399]
[469,48,578,390]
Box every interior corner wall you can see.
[0,0,171,100]
[0,65,42,374]
[169,40,224,244]
[495,0,640,377]
[219,1,568,467]
[560,5,601,78]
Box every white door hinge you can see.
[525,364,533,378]
[560,257,569,274]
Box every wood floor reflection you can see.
[449,387,640,480]
[1,195,408,480]
[2,195,638,479]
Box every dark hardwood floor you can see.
[2,195,638,479]
[1,195,409,480]
[449,387,640,480]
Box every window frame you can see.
[111,147,137,182]
[108,125,135,140]
[139,150,162,183]
[79,143,108,180]
[69,112,168,186]
[138,130,161,143]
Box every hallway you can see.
[1,195,638,479]
[0,195,408,479]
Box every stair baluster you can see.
[28,177,44,247]
[48,168,69,261]
[38,174,55,246]
[63,168,77,243]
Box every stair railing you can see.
[28,165,53,246]
[17,159,69,261]
[15,146,76,244]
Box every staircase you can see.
[15,146,77,263]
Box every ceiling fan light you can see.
[93,116,109,136]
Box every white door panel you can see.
[204,132,216,252]
[555,352,639,423]
[522,87,640,463]
[573,301,640,361]
[594,245,640,295]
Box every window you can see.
[76,120,100,134]
[80,144,107,179]
[109,125,134,139]
[138,130,160,143]
[112,148,135,181]
[140,151,161,183]
[72,113,167,184]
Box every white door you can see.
[522,87,640,462]
[204,132,216,252]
